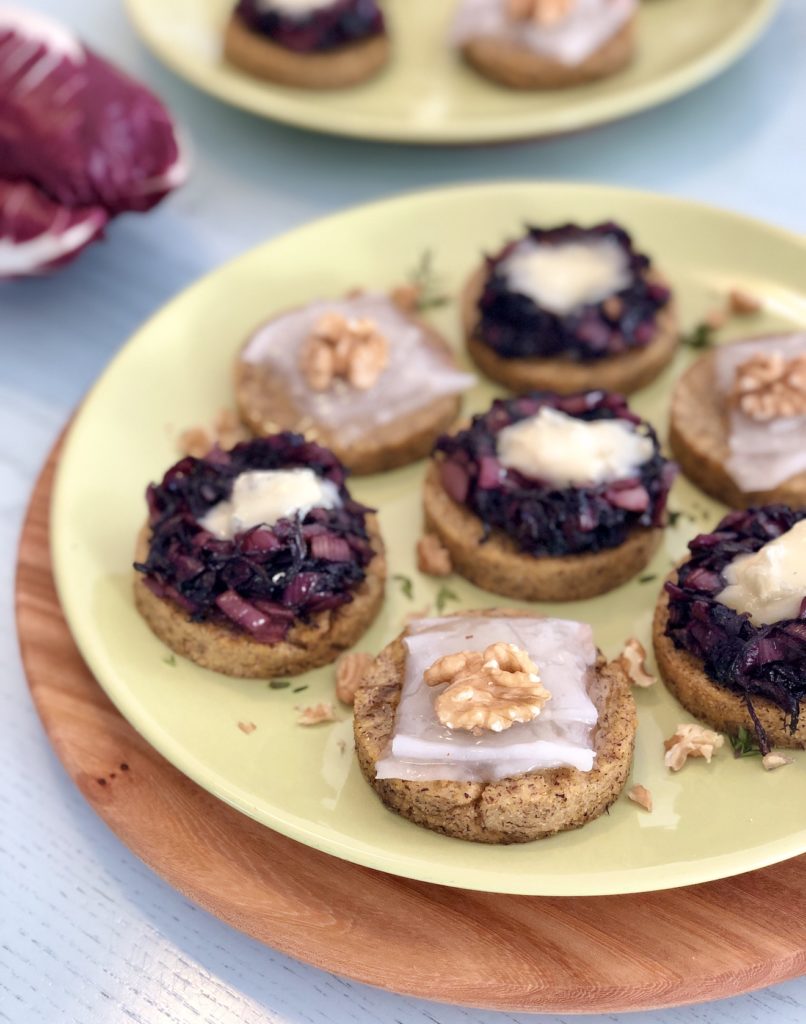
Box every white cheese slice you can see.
[716,520,806,626]
[450,0,637,69]
[714,333,806,493]
[374,616,599,784]
[241,292,475,447]
[502,236,631,316]
[496,406,653,487]
[200,468,341,540]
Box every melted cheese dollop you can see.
[256,0,339,15]
[497,406,654,487]
[503,237,630,316]
[200,468,341,540]
[716,520,806,626]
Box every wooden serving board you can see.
[15,440,806,1015]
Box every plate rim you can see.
[124,0,781,144]
[50,179,806,897]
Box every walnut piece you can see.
[627,784,653,812]
[296,702,337,726]
[618,637,655,688]
[507,0,572,25]
[335,652,373,706]
[762,752,793,771]
[729,288,762,316]
[602,296,624,320]
[425,642,550,733]
[177,407,250,458]
[389,282,421,313]
[300,312,389,393]
[416,534,453,577]
[664,723,724,771]
[704,306,728,331]
[733,351,806,422]
[237,721,257,734]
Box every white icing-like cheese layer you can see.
[374,616,598,784]
[497,406,653,487]
[503,237,630,316]
[241,293,475,447]
[717,520,806,626]
[200,469,341,540]
[715,333,806,493]
[450,0,637,67]
[255,0,340,16]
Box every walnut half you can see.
[300,312,389,393]
[424,642,551,734]
[733,351,806,422]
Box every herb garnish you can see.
[162,653,177,667]
[681,322,716,350]
[392,573,414,600]
[729,726,762,759]
[435,585,459,614]
[292,685,309,694]
[409,249,450,311]
[268,679,291,690]
[638,574,657,584]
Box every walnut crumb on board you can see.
[627,784,653,812]
[389,282,421,313]
[617,637,655,688]
[335,652,373,706]
[762,752,793,771]
[417,533,453,577]
[237,721,257,735]
[296,703,337,726]
[664,723,724,771]
[728,288,763,315]
[178,408,250,457]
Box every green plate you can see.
[125,0,779,144]
[51,182,806,896]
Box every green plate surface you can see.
[51,182,806,896]
[126,0,778,144]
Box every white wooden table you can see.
[2,1,805,1020]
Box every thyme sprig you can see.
[729,726,762,759]
[408,249,450,311]
[681,322,716,350]
[392,573,414,600]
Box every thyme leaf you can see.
[268,679,291,690]
[729,725,762,758]
[681,322,716,350]
[162,653,177,667]
[392,573,414,600]
[409,249,450,311]
[435,585,460,614]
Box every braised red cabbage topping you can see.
[434,391,675,558]
[665,505,806,752]
[475,223,671,363]
[234,0,385,53]
[134,435,376,645]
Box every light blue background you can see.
[2,1,805,1021]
